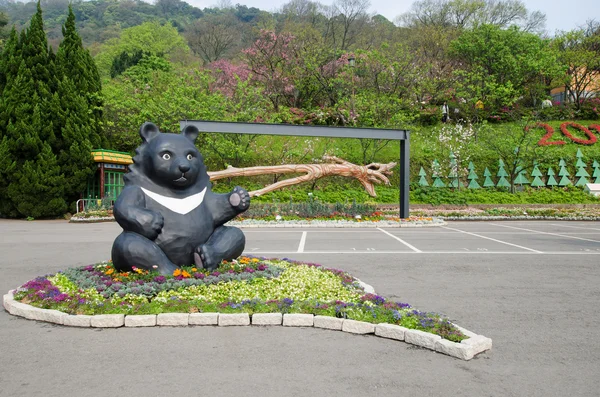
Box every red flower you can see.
[560,122,597,145]
[527,123,565,146]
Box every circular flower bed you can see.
[12,257,465,342]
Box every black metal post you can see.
[400,133,410,219]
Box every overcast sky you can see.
[185,0,598,34]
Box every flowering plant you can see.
[12,257,466,342]
[533,121,599,146]
[528,122,566,146]
[559,122,597,145]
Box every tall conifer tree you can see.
[0,1,65,217]
[57,5,103,148]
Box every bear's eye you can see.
[186,154,193,161]
[161,153,171,160]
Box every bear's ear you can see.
[182,125,199,143]
[140,122,160,143]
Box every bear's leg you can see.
[112,232,178,275]
[194,226,245,270]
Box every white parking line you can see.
[549,224,600,231]
[441,226,543,253]
[297,231,307,253]
[490,223,600,243]
[243,250,600,255]
[377,228,422,252]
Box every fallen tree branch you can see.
[207,156,397,197]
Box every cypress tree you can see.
[52,76,95,201]
[56,5,103,148]
[0,27,20,95]
[0,2,64,217]
[7,142,67,218]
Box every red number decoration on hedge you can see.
[534,122,599,146]
[560,122,597,145]
[531,123,566,146]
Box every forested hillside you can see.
[0,0,599,218]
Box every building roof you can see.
[91,149,133,165]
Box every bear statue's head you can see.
[126,122,209,195]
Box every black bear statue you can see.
[111,122,250,275]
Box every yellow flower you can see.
[191,268,197,272]
[252,258,259,263]
[173,269,182,277]
[181,270,191,278]
[105,268,114,275]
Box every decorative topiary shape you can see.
[448,152,460,188]
[546,167,558,187]
[575,167,590,186]
[513,167,531,186]
[530,165,545,187]
[467,168,481,189]
[418,167,429,186]
[431,159,445,187]
[483,167,495,187]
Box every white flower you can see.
[355,215,362,219]
[275,215,282,221]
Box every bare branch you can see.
[207,156,396,197]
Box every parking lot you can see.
[242,221,600,254]
[1,219,600,397]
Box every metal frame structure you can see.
[180,120,410,218]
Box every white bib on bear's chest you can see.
[141,187,207,215]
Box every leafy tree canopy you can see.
[94,20,189,77]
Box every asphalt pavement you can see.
[1,219,599,397]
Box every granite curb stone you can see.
[252,312,283,325]
[189,312,218,325]
[157,313,189,326]
[28,307,66,324]
[125,315,157,327]
[63,315,92,327]
[313,315,343,330]
[283,313,314,327]
[342,319,375,334]
[404,328,442,350]
[435,339,476,360]
[218,313,250,326]
[375,323,407,340]
[91,314,124,328]
[70,217,447,228]
[3,292,14,312]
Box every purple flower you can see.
[53,293,70,303]
[153,276,166,284]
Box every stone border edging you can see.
[69,216,447,228]
[3,289,491,361]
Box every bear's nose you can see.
[179,164,190,173]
